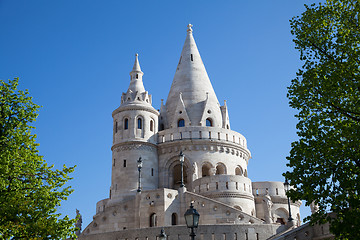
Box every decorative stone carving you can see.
[75,209,82,236]
[115,143,156,152]
[192,162,198,180]
[263,191,273,224]
[310,201,319,214]
[210,167,216,176]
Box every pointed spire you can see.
[132,53,142,72]
[128,53,145,93]
[165,24,222,128]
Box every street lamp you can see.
[137,157,143,192]
[179,151,185,188]
[284,179,293,222]
[158,228,167,240]
[184,202,200,240]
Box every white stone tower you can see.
[110,54,159,203]
[157,24,255,215]
[80,25,302,240]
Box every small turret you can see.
[220,100,231,129]
[110,54,159,203]
[121,54,152,106]
[128,53,145,93]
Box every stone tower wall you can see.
[110,102,159,202]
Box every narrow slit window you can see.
[124,118,129,130]
[138,118,142,129]
[191,54,193,61]
[123,160,126,167]
[151,168,154,176]
[150,120,154,131]
[115,121,118,133]
[113,159,116,167]
[136,74,138,79]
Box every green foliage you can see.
[0,78,77,239]
[285,0,360,239]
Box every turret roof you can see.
[127,53,145,93]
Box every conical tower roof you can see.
[165,24,222,127]
[120,54,153,107]
[127,53,145,93]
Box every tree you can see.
[0,78,77,239]
[284,0,360,239]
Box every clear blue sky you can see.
[0,0,313,229]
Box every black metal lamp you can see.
[284,179,293,222]
[158,228,167,240]
[184,202,200,240]
[179,151,185,188]
[137,157,143,192]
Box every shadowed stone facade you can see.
[80,24,302,240]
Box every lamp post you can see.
[284,179,293,222]
[179,151,185,188]
[137,157,143,192]
[184,202,200,240]
[158,228,167,240]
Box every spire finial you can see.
[187,23,193,33]
[132,53,142,72]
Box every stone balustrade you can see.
[192,175,253,195]
[157,126,247,148]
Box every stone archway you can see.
[172,164,188,189]
[164,155,192,190]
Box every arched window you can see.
[202,164,211,177]
[244,169,248,177]
[178,119,185,127]
[226,124,229,129]
[150,120,154,132]
[206,118,212,127]
[124,118,129,130]
[171,213,177,225]
[235,167,243,176]
[150,213,157,227]
[216,163,226,175]
[138,118,142,129]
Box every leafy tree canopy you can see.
[0,78,77,239]
[285,0,360,238]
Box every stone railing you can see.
[192,175,253,195]
[157,126,247,148]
